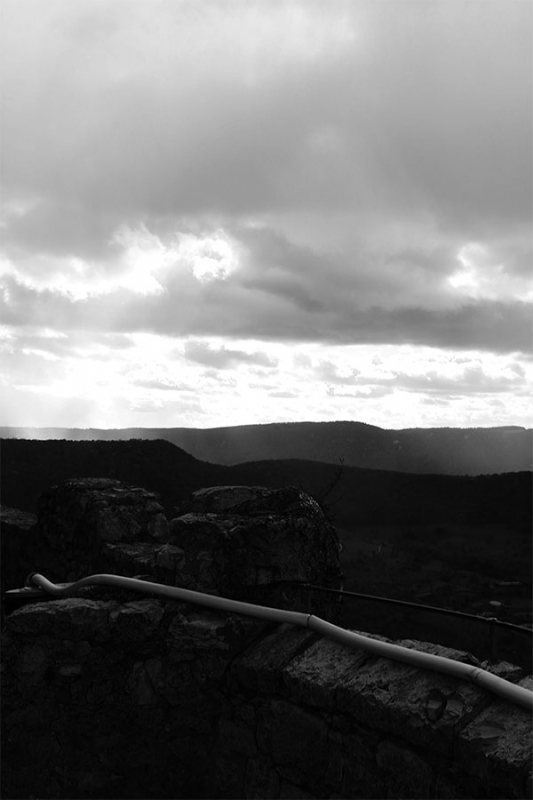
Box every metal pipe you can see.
[308,617,533,711]
[26,572,533,712]
[26,572,309,627]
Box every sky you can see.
[1,0,532,431]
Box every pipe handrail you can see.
[21,572,533,712]
[293,582,533,635]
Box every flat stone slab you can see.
[110,600,165,642]
[232,624,318,695]
[458,675,533,798]
[5,598,118,640]
[0,506,37,531]
[279,632,495,757]
[101,543,185,583]
[187,486,323,517]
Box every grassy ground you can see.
[338,522,532,622]
[333,522,532,668]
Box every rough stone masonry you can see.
[1,479,531,799]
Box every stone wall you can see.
[218,626,532,799]
[2,479,531,799]
[0,506,38,591]
[2,596,256,799]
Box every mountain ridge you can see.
[1,421,531,475]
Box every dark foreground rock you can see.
[8,479,343,618]
[1,479,531,799]
[0,506,38,590]
[170,485,342,616]
[2,598,531,799]
[34,477,170,582]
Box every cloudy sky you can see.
[1,0,532,431]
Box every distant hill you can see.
[1,421,531,474]
[1,438,531,532]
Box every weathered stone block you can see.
[375,738,434,798]
[5,598,117,640]
[188,485,314,516]
[33,478,170,581]
[215,753,247,799]
[218,717,258,757]
[244,755,280,799]
[110,600,165,642]
[283,635,372,709]
[231,623,317,695]
[458,675,533,799]
[256,699,330,789]
[170,485,342,618]
[339,727,387,798]
[279,780,316,798]
[0,506,37,590]
[126,660,161,705]
[335,637,491,757]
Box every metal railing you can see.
[289,581,532,668]
[296,581,532,633]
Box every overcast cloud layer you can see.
[1,0,532,430]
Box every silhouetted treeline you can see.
[1,438,531,531]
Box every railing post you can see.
[488,616,498,662]
[305,583,312,615]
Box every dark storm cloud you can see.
[183,340,278,369]
[8,330,133,359]
[326,385,392,401]
[134,378,196,392]
[396,366,529,396]
[2,200,531,357]
[2,261,530,355]
[320,359,528,397]
[234,224,459,312]
[358,1,532,232]
[2,200,121,261]
[2,2,356,224]
[331,302,533,354]
[2,1,530,256]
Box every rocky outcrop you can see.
[33,478,170,582]
[0,506,37,590]
[170,485,342,617]
[11,479,342,619]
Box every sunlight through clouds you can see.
[112,224,176,294]
[448,242,533,301]
[113,225,241,286]
[1,0,531,429]
[1,327,532,428]
[176,231,241,283]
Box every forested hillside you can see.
[1,438,530,530]
[2,421,531,474]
